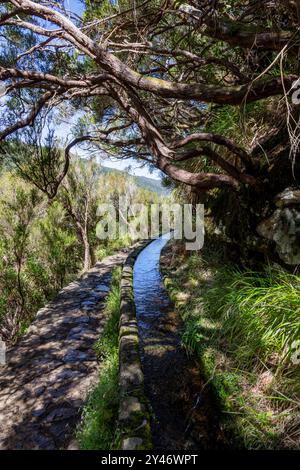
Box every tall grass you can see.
[204,266,300,371]
[164,249,300,449]
[77,267,121,450]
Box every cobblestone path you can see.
[0,251,128,450]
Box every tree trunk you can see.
[62,197,93,272]
[82,232,92,272]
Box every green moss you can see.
[118,392,153,450]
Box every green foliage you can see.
[207,105,240,140]
[0,156,162,342]
[205,266,300,368]
[77,267,121,450]
[96,236,131,261]
[4,131,66,199]
[164,245,300,449]
[39,201,80,289]
[0,175,46,339]
[0,172,85,341]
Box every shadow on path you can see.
[0,251,128,450]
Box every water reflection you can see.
[133,233,172,332]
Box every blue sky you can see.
[61,1,162,180]
[66,0,85,17]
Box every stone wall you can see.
[118,241,153,451]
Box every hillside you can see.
[100,165,169,196]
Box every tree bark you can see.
[82,231,92,272]
[62,198,93,272]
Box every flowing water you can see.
[133,233,172,343]
[133,234,223,450]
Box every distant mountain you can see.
[100,165,169,196]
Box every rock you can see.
[32,407,47,417]
[63,350,89,363]
[81,307,94,312]
[32,435,55,449]
[257,188,300,265]
[119,396,143,422]
[55,369,83,382]
[34,386,46,397]
[45,407,77,422]
[257,209,280,240]
[94,284,110,293]
[73,317,90,324]
[81,300,96,307]
[122,437,143,450]
[67,326,86,336]
[49,422,69,439]
[68,332,95,342]
[93,292,108,300]
[61,316,76,324]
[67,438,80,450]
[274,187,300,208]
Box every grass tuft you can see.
[163,244,300,449]
[77,267,121,450]
[202,265,300,370]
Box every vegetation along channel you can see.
[133,234,224,450]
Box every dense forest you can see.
[0,0,299,455]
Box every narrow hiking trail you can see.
[0,251,128,450]
[0,239,222,451]
[133,235,223,450]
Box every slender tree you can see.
[60,157,100,271]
